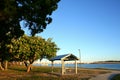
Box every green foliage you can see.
[0,0,60,37]
[0,0,60,70]
[8,35,59,64]
[0,0,60,56]
[18,0,60,36]
[0,0,60,41]
[0,0,24,43]
[43,38,60,59]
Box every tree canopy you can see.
[7,35,59,72]
[0,0,60,37]
[0,0,60,71]
[9,35,59,61]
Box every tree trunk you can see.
[27,64,32,72]
[24,61,28,68]
[0,62,4,70]
[4,60,8,70]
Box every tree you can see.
[8,35,59,72]
[0,0,60,37]
[19,0,60,36]
[0,0,60,70]
[43,38,59,59]
[0,0,24,42]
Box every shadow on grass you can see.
[8,65,27,72]
[9,68,26,72]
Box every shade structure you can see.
[50,54,79,61]
[50,54,79,75]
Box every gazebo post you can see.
[61,60,65,75]
[75,60,77,74]
[51,61,54,72]
[50,54,79,75]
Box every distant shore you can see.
[90,60,120,64]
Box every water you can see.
[78,64,120,70]
[34,63,120,70]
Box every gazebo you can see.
[50,54,79,75]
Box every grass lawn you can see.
[0,65,110,80]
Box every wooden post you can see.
[51,61,54,72]
[4,60,8,70]
[75,60,77,74]
[61,60,65,75]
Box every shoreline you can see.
[33,64,120,71]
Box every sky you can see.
[23,0,120,63]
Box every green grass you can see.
[111,74,120,80]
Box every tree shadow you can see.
[8,67,27,72]
[108,73,120,80]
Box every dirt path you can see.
[89,70,120,80]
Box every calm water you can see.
[35,63,120,70]
[70,64,120,70]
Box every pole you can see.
[78,49,81,67]
[51,61,54,72]
[75,60,77,74]
[61,60,65,75]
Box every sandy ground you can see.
[89,70,120,80]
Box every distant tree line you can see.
[91,60,120,64]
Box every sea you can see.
[33,63,120,70]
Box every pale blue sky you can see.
[23,0,120,62]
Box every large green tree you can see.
[0,0,24,70]
[0,0,60,70]
[8,35,59,72]
[0,0,60,37]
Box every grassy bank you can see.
[0,65,110,80]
